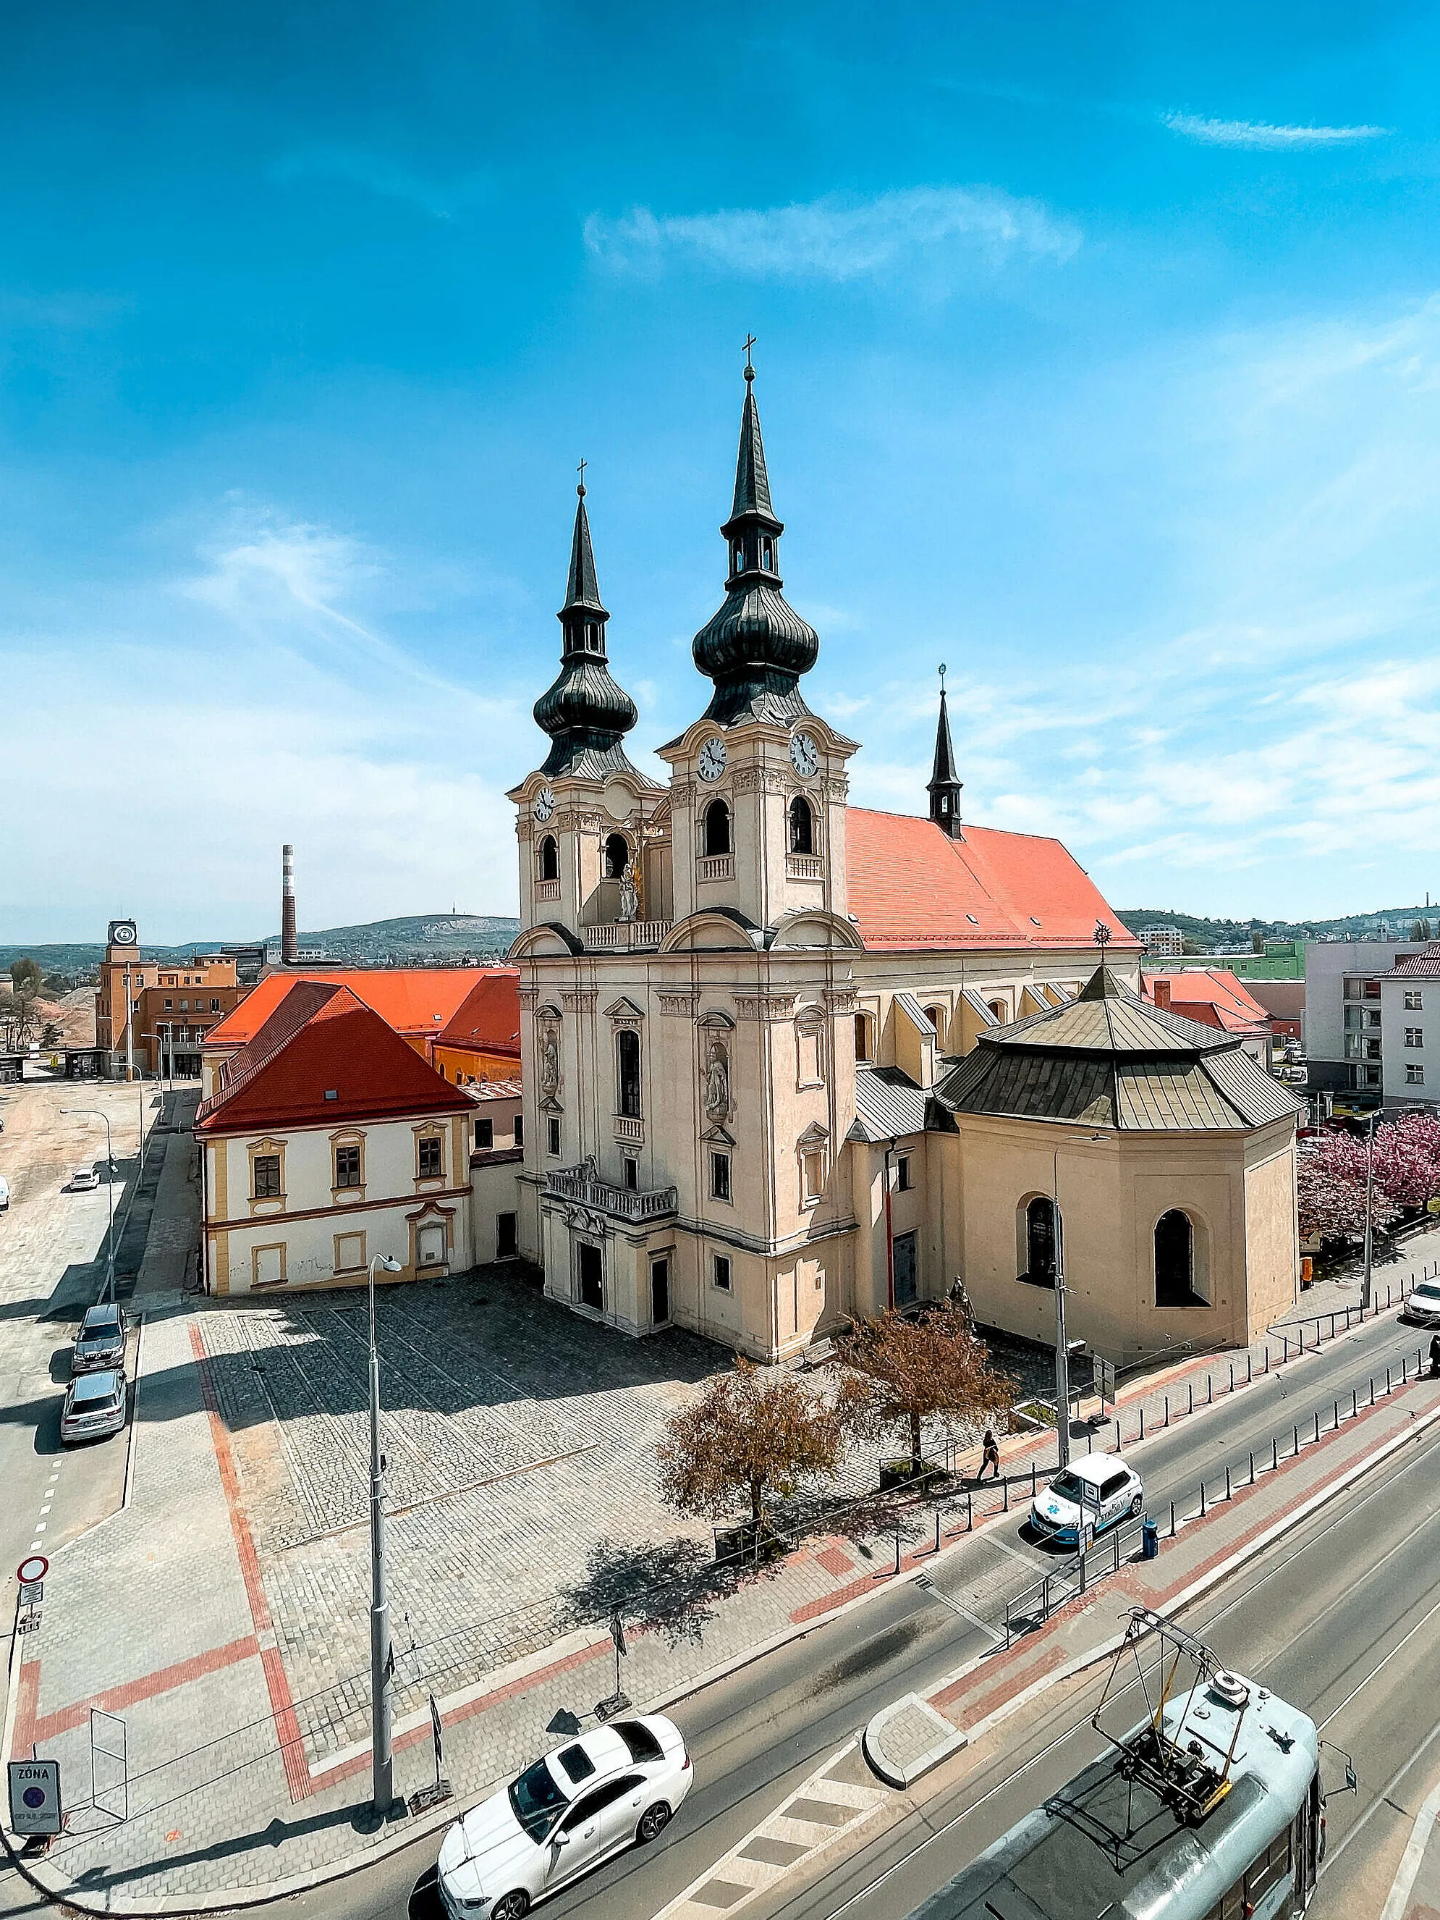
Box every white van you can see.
[0,1176,9,1212]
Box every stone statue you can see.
[704,1035,731,1122]
[539,1026,560,1094]
[618,857,641,923]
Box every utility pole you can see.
[1361,1110,1377,1312]
[1052,1148,1071,1470]
[367,1252,402,1817]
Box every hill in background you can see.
[0,912,520,978]
[1117,904,1438,951]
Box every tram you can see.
[909,1611,1323,1920]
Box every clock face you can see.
[108,919,137,948]
[697,736,728,783]
[789,731,819,778]
[534,787,555,823]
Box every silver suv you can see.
[73,1303,126,1374]
[61,1368,127,1445]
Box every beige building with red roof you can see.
[503,371,1301,1364]
[195,979,475,1294]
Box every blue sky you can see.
[4,1,1439,941]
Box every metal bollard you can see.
[1283,1335,1290,1363]
[1314,1411,1321,1443]
[1188,1382,1194,1416]
[1330,1312,1336,1340]
[1388,1367,1393,1394]
[1333,1400,1339,1430]
[1165,1394,1170,1427]
[1140,1407,1145,1441]
[1226,1466,1232,1501]
[934,1509,942,1554]
[1201,1481,1207,1517]
[1403,1357,1409,1384]
[1294,1425,1300,1456]
[1032,1463,1037,1497]
[1170,1501,1176,1536]
[1230,1362,1235,1393]
[894,1531,902,1576]
[1247,1353,1253,1384]
[1299,1326,1305,1354]
[1351,1389,1357,1418]
[1370,1377,1375,1406]
[1207,1376,1213,1405]
[968,1489,974,1531]
[1265,1348,1270,1375]
[1271,1437,1278,1471]
[1003,1479,1010,1512]
[1249,1450,1255,1485]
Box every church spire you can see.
[927,665,963,838]
[692,348,820,727]
[532,476,640,779]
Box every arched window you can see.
[704,799,731,857]
[1024,1196,1058,1288]
[988,1000,1007,1025]
[731,542,743,574]
[789,795,814,854]
[538,835,559,882]
[925,1005,946,1045]
[604,832,629,880]
[616,1029,641,1119]
[762,537,774,570]
[854,1011,870,1062]
[1155,1209,1201,1307]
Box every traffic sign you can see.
[19,1581,42,1606]
[15,1556,48,1586]
[8,1759,61,1836]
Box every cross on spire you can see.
[743,332,757,381]
[939,662,947,689]
[576,456,587,497]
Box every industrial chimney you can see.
[281,844,298,965]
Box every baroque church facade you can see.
[506,368,1303,1367]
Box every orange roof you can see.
[845,810,1138,954]
[436,970,521,1059]
[196,983,469,1135]
[1143,969,1271,1036]
[204,968,497,1050]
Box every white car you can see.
[1403,1281,1440,1328]
[71,1166,101,1192]
[1030,1451,1144,1547]
[438,1714,692,1919]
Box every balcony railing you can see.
[786,854,823,880]
[545,1163,677,1222]
[583,920,672,951]
[696,854,734,882]
[614,1115,644,1144]
[535,880,561,903]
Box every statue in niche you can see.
[618,856,641,923]
[704,1034,731,1122]
[539,1025,561,1095]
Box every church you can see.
[506,366,1303,1368]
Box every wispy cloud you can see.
[584,186,1080,282]
[271,146,490,218]
[1162,112,1390,149]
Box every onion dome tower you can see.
[533,480,642,778]
[927,666,963,839]
[692,361,820,726]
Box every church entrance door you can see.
[893,1231,917,1306]
[577,1241,603,1312]
[650,1257,670,1326]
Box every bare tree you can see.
[657,1360,846,1525]
[837,1304,1015,1470]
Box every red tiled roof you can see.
[437,971,521,1059]
[204,968,498,1050]
[844,810,1138,954]
[1143,969,1272,1037]
[1386,941,1440,977]
[196,984,469,1135]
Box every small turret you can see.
[927,666,963,839]
[532,478,642,780]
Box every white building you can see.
[1139,925,1185,958]
[1305,937,1432,1100]
[1380,945,1440,1106]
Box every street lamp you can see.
[64,1107,116,1302]
[367,1251,403,1817]
[1052,1131,1109,1472]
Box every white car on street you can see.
[1403,1281,1440,1328]
[70,1166,101,1192]
[1030,1451,1144,1546]
[437,1714,692,1919]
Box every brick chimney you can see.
[281,844,298,965]
[1152,978,1171,1010]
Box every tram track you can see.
[766,1406,1440,1919]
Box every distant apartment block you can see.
[1305,938,1437,1103]
[1139,924,1185,958]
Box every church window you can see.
[789,795,814,855]
[623,1156,638,1190]
[988,1000,1007,1024]
[731,542,743,573]
[334,1143,363,1189]
[616,1029,642,1118]
[897,1154,913,1192]
[925,1005,946,1044]
[474,1118,493,1150]
[417,1134,444,1179]
[1155,1209,1206,1307]
[538,835,559,882]
[713,1253,732,1291]
[704,799,731,857]
[252,1154,281,1200]
[762,537,774,570]
[604,832,629,880]
[1022,1196,1057,1288]
[710,1150,731,1202]
[854,1012,871,1062]
[547,1117,561,1157]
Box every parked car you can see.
[60,1368,128,1445]
[1402,1281,1440,1328]
[1030,1452,1144,1546]
[0,1175,9,1212]
[437,1715,692,1920]
[73,1303,126,1374]
[70,1166,101,1192]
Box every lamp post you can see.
[1052,1129,1109,1472]
[1361,1110,1378,1312]
[65,1107,115,1301]
[367,1251,403,1817]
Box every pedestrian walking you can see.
[1429,1332,1439,1379]
[976,1428,1001,1480]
